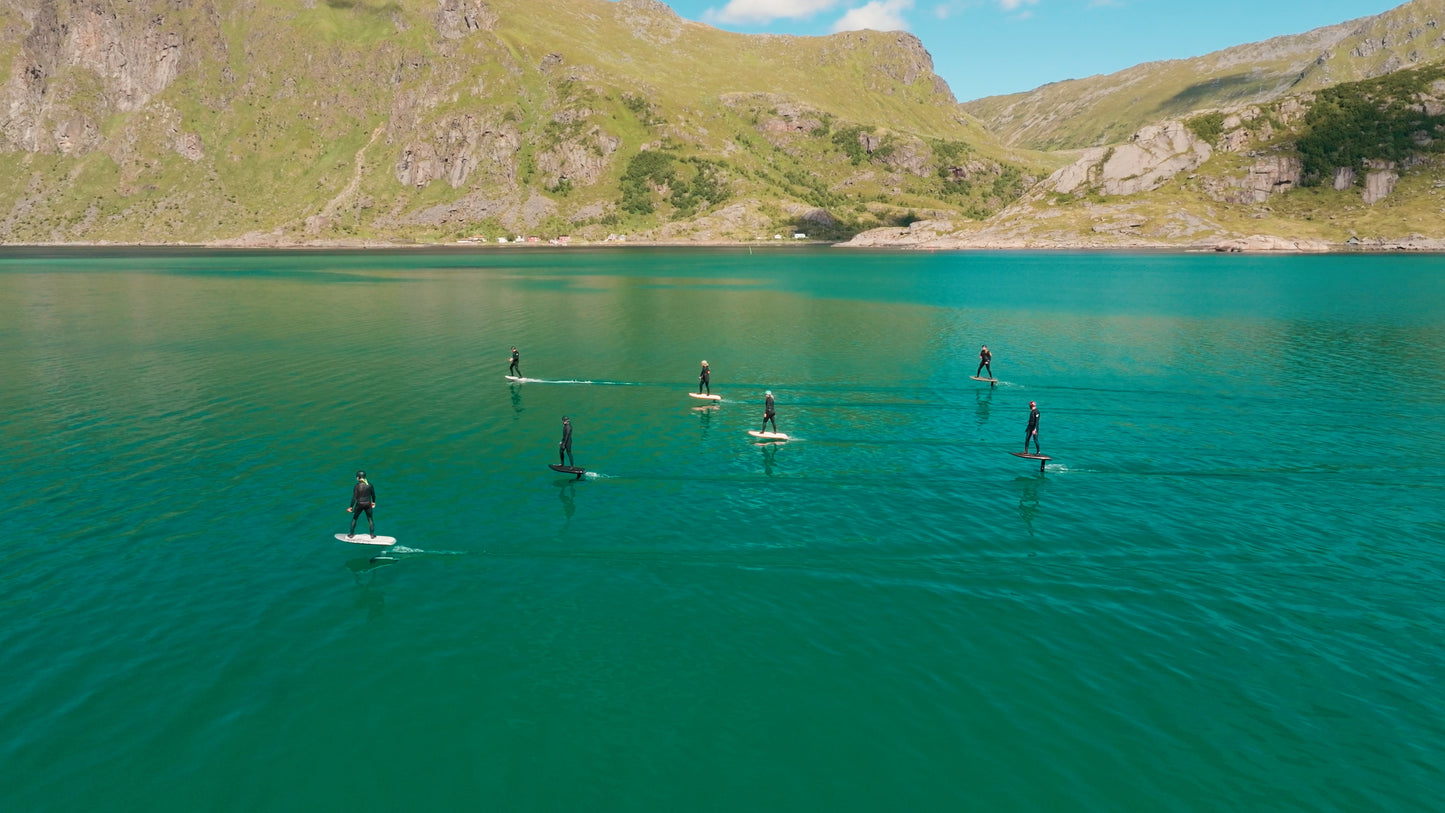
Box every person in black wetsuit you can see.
[347,470,378,538]
[509,346,521,377]
[761,390,777,433]
[1024,401,1041,454]
[977,345,993,379]
[559,416,574,467]
[698,360,711,395]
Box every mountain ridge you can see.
[1,0,1443,249]
[0,0,1037,245]
[962,0,1445,151]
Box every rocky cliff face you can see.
[2,1,199,151]
[1201,155,1304,204]
[0,0,983,244]
[1047,121,1212,197]
[394,113,523,189]
[434,0,498,38]
[3,0,1435,248]
[821,31,955,103]
[1363,160,1400,203]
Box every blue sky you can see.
[649,0,1407,101]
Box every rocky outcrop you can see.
[52,114,102,156]
[1213,99,1307,153]
[617,0,687,46]
[68,6,184,112]
[1333,166,1357,190]
[822,31,955,102]
[822,131,934,177]
[1220,129,1251,153]
[844,205,1225,249]
[1215,235,1331,252]
[940,159,995,181]
[1347,235,1445,250]
[384,188,557,232]
[1100,122,1213,195]
[434,0,497,39]
[1363,160,1399,204]
[2,1,184,153]
[395,114,522,188]
[535,125,622,188]
[877,136,932,177]
[1048,121,1212,196]
[1202,154,1302,204]
[760,103,823,135]
[760,116,820,135]
[845,219,957,247]
[783,204,839,229]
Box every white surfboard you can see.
[505,375,525,382]
[689,392,722,401]
[748,430,790,441]
[970,375,997,383]
[335,533,397,546]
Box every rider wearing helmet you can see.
[559,416,574,467]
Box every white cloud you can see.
[998,0,1038,10]
[831,0,914,32]
[706,0,843,24]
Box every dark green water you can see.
[3,248,1443,812]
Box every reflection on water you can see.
[345,556,391,622]
[3,249,1444,813]
[1016,475,1045,537]
[693,405,715,431]
[557,480,576,524]
[760,442,778,476]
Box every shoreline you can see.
[3,237,1445,254]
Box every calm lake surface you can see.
[3,248,1443,812]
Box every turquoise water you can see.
[3,248,1443,811]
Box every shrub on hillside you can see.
[1185,112,1226,145]
[1297,64,1445,186]
[619,151,677,215]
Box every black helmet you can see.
[356,470,366,479]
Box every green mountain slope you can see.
[854,62,1445,250]
[0,0,1053,245]
[962,0,1445,151]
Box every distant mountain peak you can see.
[964,0,1445,150]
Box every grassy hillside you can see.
[0,0,1059,245]
[907,63,1445,248]
[962,0,1445,150]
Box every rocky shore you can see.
[10,232,1443,253]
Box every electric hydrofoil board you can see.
[335,533,397,546]
[1010,451,1051,471]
